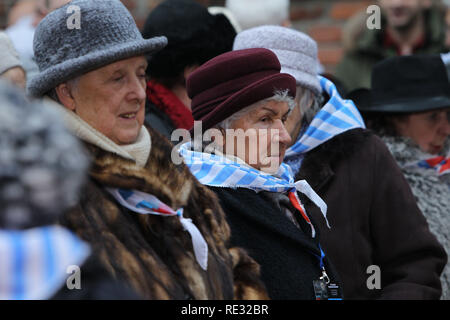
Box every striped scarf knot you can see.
[106,188,208,270]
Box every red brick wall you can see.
[0,0,377,73]
[291,0,374,74]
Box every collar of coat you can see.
[295,128,371,191]
[84,126,194,210]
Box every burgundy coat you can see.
[295,128,447,299]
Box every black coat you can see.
[296,128,447,299]
[210,187,341,300]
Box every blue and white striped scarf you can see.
[179,143,329,237]
[0,226,90,300]
[285,76,366,161]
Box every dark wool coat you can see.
[60,127,268,300]
[209,187,341,300]
[295,128,447,299]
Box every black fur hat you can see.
[142,0,236,82]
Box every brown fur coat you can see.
[60,127,268,300]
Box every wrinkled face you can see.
[224,100,292,173]
[379,0,424,30]
[65,56,147,145]
[394,108,450,154]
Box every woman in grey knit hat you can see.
[27,0,267,300]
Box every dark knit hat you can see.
[142,0,236,81]
[187,48,296,131]
[27,0,167,97]
[349,54,450,113]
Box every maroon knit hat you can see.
[187,48,296,131]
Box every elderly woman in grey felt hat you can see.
[27,0,268,300]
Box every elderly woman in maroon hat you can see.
[179,48,342,300]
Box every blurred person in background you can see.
[336,0,448,92]
[0,32,26,89]
[351,55,450,299]
[142,0,237,138]
[234,26,448,300]
[0,81,140,300]
[180,48,343,300]
[225,0,291,30]
[27,0,267,300]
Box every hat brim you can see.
[27,36,167,97]
[193,73,296,132]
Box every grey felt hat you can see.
[0,32,23,75]
[233,25,321,95]
[27,0,167,97]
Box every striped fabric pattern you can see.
[0,226,90,300]
[106,188,209,270]
[285,76,366,158]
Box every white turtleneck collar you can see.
[44,98,151,167]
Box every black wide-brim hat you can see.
[187,48,296,132]
[348,54,450,113]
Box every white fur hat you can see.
[233,25,322,95]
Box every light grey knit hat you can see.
[0,32,23,75]
[27,0,167,97]
[233,25,321,95]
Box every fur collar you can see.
[380,135,450,166]
[146,80,194,130]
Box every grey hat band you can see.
[28,0,168,97]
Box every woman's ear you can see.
[55,83,76,111]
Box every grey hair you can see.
[215,89,296,130]
[295,85,323,126]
